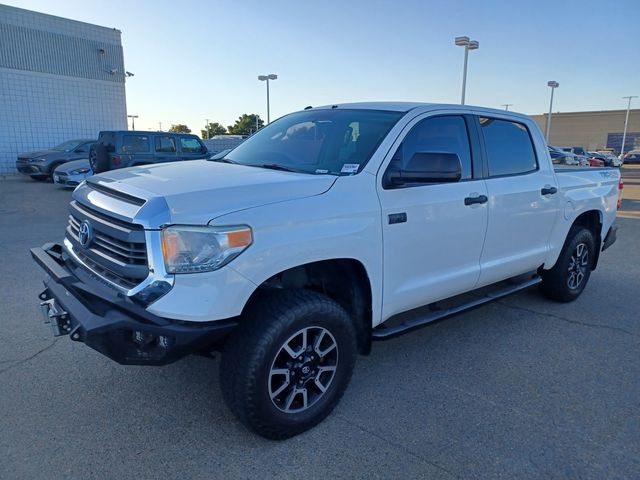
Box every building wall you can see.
[530,109,640,153]
[0,5,127,175]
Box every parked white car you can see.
[53,159,93,188]
[33,102,619,439]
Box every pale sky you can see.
[4,0,640,133]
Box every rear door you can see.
[153,136,178,163]
[377,113,489,319]
[121,134,153,166]
[475,115,559,287]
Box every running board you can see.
[372,276,542,340]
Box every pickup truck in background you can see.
[32,103,619,439]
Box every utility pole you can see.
[501,104,513,111]
[158,121,162,131]
[205,118,210,139]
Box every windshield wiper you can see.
[209,157,237,164]
[257,163,298,172]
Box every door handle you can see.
[464,195,488,206]
[541,186,558,195]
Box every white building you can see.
[0,5,128,174]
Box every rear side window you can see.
[155,136,176,153]
[480,117,537,177]
[98,132,116,152]
[180,137,204,153]
[122,135,150,153]
[389,115,473,180]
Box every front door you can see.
[377,114,488,320]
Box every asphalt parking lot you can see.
[1,168,639,479]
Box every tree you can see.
[168,124,191,133]
[227,114,264,136]
[201,122,227,139]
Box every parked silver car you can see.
[15,139,95,181]
[52,159,93,188]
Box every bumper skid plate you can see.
[31,243,237,365]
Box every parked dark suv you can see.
[90,131,209,173]
[16,139,96,181]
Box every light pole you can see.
[127,114,138,130]
[455,36,479,105]
[621,96,638,157]
[545,81,559,143]
[158,121,162,131]
[501,104,513,111]
[258,74,277,123]
[204,118,210,139]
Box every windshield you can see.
[53,140,82,152]
[224,109,404,175]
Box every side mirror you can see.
[386,152,462,187]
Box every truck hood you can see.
[78,160,337,227]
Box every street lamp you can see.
[621,96,638,157]
[501,104,513,111]
[258,74,278,124]
[545,81,559,143]
[127,114,139,130]
[455,36,479,105]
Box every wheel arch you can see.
[242,258,373,355]
[572,210,603,270]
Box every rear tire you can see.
[220,289,357,440]
[90,144,110,173]
[540,226,595,302]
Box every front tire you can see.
[540,226,595,302]
[220,289,357,440]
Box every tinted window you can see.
[122,135,150,153]
[155,136,176,153]
[388,115,472,181]
[225,109,403,175]
[180,137,204,153]
[480,118,537,176]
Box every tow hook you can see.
[39,296,71,337]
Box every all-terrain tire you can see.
[540,226,595,302]
[220,289,357,440]
[89,144,110,173]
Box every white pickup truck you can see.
[32,102,620,439]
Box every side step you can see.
[372,275,542,340]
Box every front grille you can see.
[66,200,149,289]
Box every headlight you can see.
[70,168,91,175]
[161,225,252,274]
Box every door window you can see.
[479,118,537,176]
[155,136,177,153]
[180,137,205,153]
[385,115,472,184]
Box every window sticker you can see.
[340,164,360,174]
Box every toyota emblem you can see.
[78,220,93,248]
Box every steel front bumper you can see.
[31,243,237,365]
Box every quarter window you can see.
[122,135,150,153]
[155,136,177,153]
[480,118,537,176]
[387,115,473,182]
